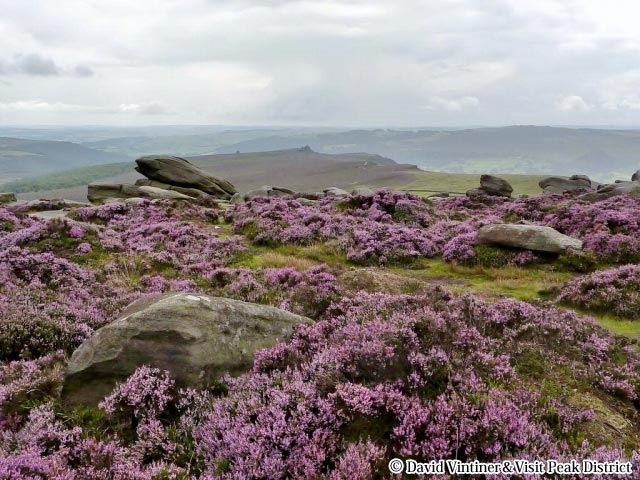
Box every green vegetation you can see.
[0,162,131,193]
[396,170,546,197]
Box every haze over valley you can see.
[2,124,640,197]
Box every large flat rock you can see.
[62,294,311,406]
[579,181,640,202]
[539,175,593,194]
[135,155,237,199]
[88,183,193,203]
[476,224,582,253]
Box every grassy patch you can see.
[231,242,348,270]
[588,314,640,340]
[392,259,573,301]
[391,171,546,197]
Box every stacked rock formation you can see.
[88,155,237,204]
[539,175,595,194]
[466,174,514,199]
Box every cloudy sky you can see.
[1,0,640,126]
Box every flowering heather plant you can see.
[82,201,246,274]
[100,366,175,421]
[230,192,466,265]
[558,264,640,319]
[200,264,341,318]
[230,189,640,267]
[192,290,639,478]
[1,192,640,478]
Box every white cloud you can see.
[424,96,480,111]
[118,102,173,115]
[0,0,640,125]
[557,95,592,112]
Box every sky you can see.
[1,0,640,126]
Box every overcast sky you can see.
[1,0,640,126]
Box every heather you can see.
[229,190,640,267]
[558,264,640,319]
[1,291,639,478]
[1,191,640,478]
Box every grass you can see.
[586,313,640,340]
[230,242,348,270]
[392,170,547,197]
[0,162,132,193]
[226,218,640,341]
[392,258,640,340]
[391,259,573,301]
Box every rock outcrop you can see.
[579,181,640,202]
[480,175,513,197]
[323,187,349,197]
[136,186,193,201]
[466,175,513,198]
[134,179,217,203]
[243,185,296,201]
[476,224,582,253]
[632,170,640,182]
[539,175,593,194]
[88,183,196,203]
[135,155,237,199]
[62,294,311,406]
[351,187,374,196]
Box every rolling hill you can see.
[8,148,547,202]
[209,126,640,182]
[0,137,127,182]
[8,147,422,201]
[63,125,640,182]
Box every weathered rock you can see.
[323,187,349,197]
[476,224,582,253]
[135,155,236,199]
[0,192,16,204]
[7,198,92,213]
[88,183,193,203]
[295,192,325,200]
[243,186,296,201]
[351,187,374,196]
[539,175,593,194]
[632,170,640,182]
[124,197,146,205]
[296,198,318,206]
[27,210,69,220]
[479,175,513,197]
[230,192,242,205]
[88,183,133,202]
[429,192,450,198]
[135,179,213,200]
[465,188,489,200]
[570,174,591,182]
[137,186,194,201]
[62,294,311,406]
[579,181,640,202]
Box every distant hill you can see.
[210,126,640,182]
[0,137,127,182]
[73,125,640,182]
[7,147,418,200]
[79,129,314,158]
[9,147,546,203]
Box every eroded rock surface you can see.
[62,294,311,406]
[476,224,582,253]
